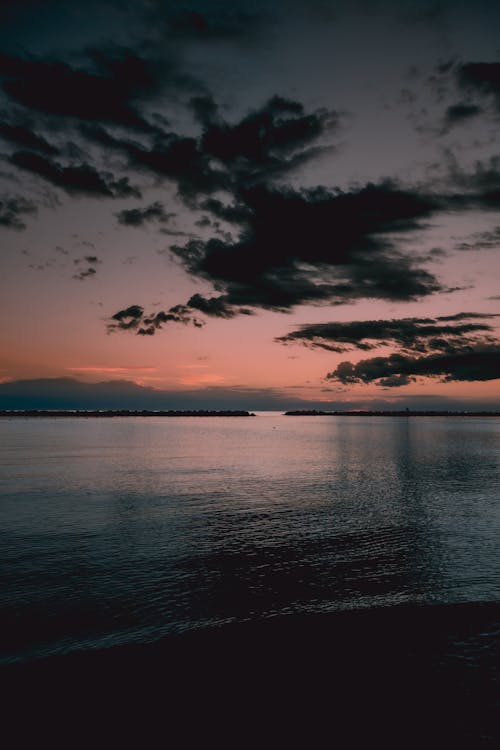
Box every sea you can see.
[1,412,499,664]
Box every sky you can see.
[1,0,500,410]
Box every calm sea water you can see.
[1,414,499,662]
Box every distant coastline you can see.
[1,409,500,417]
[0,409,256,417]
[284,409,500,417]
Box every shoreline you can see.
[3,601,499,745]
[0,409,256,417]
[285,409,500,416]
[1,408,500,417]
[3,599,499,666]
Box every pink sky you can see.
[1,0,499,408]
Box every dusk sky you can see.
[1,0,500,409]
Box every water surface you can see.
[1,415,499,662]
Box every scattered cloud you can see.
[72,254,101,280]
[440,151,500,210]
[115,201,175,227]
[107,303,204,335]
[73,267,96,280]
[455,226,500,251]
[441,102,482,133]
[0,193,37,229]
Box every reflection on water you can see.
[1,416,499,661]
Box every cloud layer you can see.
[326,344,500,387]
[299,313,500,387]
[1,2,499,402]
[169,182,442,317]
[277,313,498,352]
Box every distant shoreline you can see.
[0,409,256,417]
[1,409,499,417]
[284,409,500,416]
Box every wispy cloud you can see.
[177,372,228,386]
[66,366,158,373]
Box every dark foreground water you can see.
[1,414,499,745]
[1,414,499,662]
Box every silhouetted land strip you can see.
[285,409,500,417]
[3,602,499,747]
[0,409,255,417]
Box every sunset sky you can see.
[1,0,499,409]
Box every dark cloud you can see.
[81,95,336,200]
[0,117,57,154]
[277,313,497,352]
[458,62,500,110]
[197,197,252,225]
[441,102,482,131]
[436,312,497,322]
[0,49,159,130]
[108,303,204,335]
[200,95,336,188]
[0,194,37,229]
[73,267,97,281]
[171,181,442,313]
[194,215,212,228]
[2,26,494,357]
[455,226,500,251]
[109,304,143,330]
[113,178,445,335]
[189,95,220,129]
[326,343,500,386]
[158,227,193,237]
[86,126,223,200]
[453,156,500,192]
[187,293,253,318]
[115,201,175,227]
[72,254,101,280]
[443,152,500,209]
[378,374,414,387]
[10,150,141,198]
